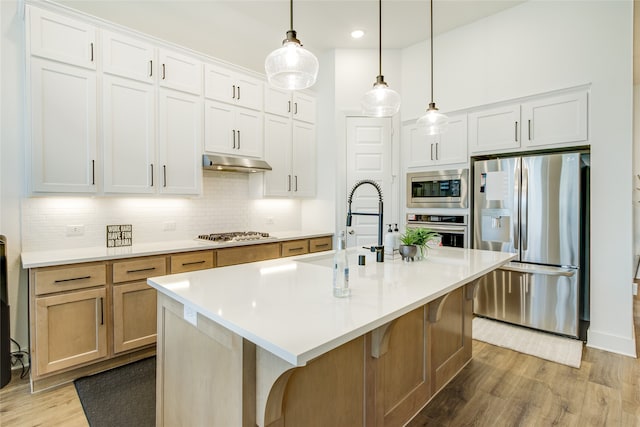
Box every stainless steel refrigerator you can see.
[472,152,589,339]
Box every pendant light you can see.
[265,0,319,90]
[417,0,448,135]
[360,0,401,117]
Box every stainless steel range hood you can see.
[202,154,272,173]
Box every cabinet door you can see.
[28,6,97,69]
[30,58,97,193]
[234,73,263,111]
[204,100,236,155]
[113,281,157,353]
[263,115,293,196]
[170,251,215,273]
[468,103,521,153]
[236,108,263,158]
[433,113,468,165]
[264,86,292,117]
[522,90,588,148]
[204,63,235,103]
[291,121,316,197]
[159,49,202,95]
[404,122,433,168]
[158,89,202,195]
[292,92,316,124]
[102,30,155,83]
[35,287,107,375]
[103,75,156,193]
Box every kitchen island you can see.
[148,247,515,426]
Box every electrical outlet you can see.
[163,221,176,231]
[66,225,84,236]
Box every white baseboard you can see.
[587,328,637,358]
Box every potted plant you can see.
[399,227,440,261]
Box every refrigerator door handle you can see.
[513,159,520,250]
[500,264,576,277]
[522,165,529,251]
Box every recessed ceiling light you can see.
[351,30,365,39]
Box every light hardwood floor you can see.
[2,299,639,427]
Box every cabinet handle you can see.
[162,63,166,80]
[126,267,156,274]
[289,247,305,251]
[232,85,236,99]
[91,160,95,185]
[294,102,298,115]
[149,60,153,77]
[237,130,240,149]
[515,121,518,142]
[294,175,298,191]
[435,142,439,160]
[237,86,240,100]
[232,129,236,149]
[288,175,292,191]
[182,260,206,266]
[430,143,434,161]
[54,275,91,283]
[163,165,167,187]
[288,100,291,113]
[528,119,531,140]
[90,42,94,62]
[315,243,329,248]
[100,297,104,325]
[150,164,154,187]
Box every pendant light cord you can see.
[430,0,434,105]
[378,0,382,77]
[290,0,294,31]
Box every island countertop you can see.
[148,246,515,366]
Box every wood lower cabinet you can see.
[281,240,308,257]
[309,236,332,253]
[217,243,280,267]
[170,250,215,273]
[113,281,158,354]
[34,287,107,375]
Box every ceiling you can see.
[57,0,527,73]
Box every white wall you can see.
[634,85,640,260]
[401,0,634,355]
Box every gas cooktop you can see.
[197,231,272,243]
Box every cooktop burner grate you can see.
[197,231,271,242]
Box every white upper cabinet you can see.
[30,58,97,193]
[204,100,263,158]
[158,49,203,95]
[406,113,468,168]
[521,90,588,148]
[103,75,156,194]
[28,6,97,70]
[102,30,155,83]
[264,87,316,123]
[204,64,263,111]
[468,103,521,154]
[291,121,316,197]
[158,89,202,195]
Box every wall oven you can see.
[407,169,468,209]
[406,214,468,248]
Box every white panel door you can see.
[102,30,155,83]
[158,49,202,95]
[158,89,202,195]
[28,6,97,69]
[345,117,393,248]
[30,58,97,193]
[291,121,316,197]
[263,114,292,197]
[103,75,155,194]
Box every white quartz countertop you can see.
[147,247,516,366]
[21,230,332,268]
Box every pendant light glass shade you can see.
[361,76,401,117]
[418,0,447,135]
[417,103,448,136]
[265,0,318,91]
[360,0,400,117]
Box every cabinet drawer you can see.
[113,256,167,284]
[309,236,332,253]
[216,243,280,267]
[34,263,106,296]
[281,240,309,257]
[170,251,215,273]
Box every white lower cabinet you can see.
[263,114,316,197]
[204,100,263,158]
[30,57,97,193]
[158,89,202,195]
[103,75,155,193]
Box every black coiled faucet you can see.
[346,180,384,248]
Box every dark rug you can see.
[74,357,156,427]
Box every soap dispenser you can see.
[384,224,395,255]
[393,224,400,251]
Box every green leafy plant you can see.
[399,227,439,247]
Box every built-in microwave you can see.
[406,169,468,209]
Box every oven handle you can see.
[407,224,467,234]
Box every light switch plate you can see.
[66,225,84,236]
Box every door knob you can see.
[348,230,355,235]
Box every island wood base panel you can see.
[156,282,475,427]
